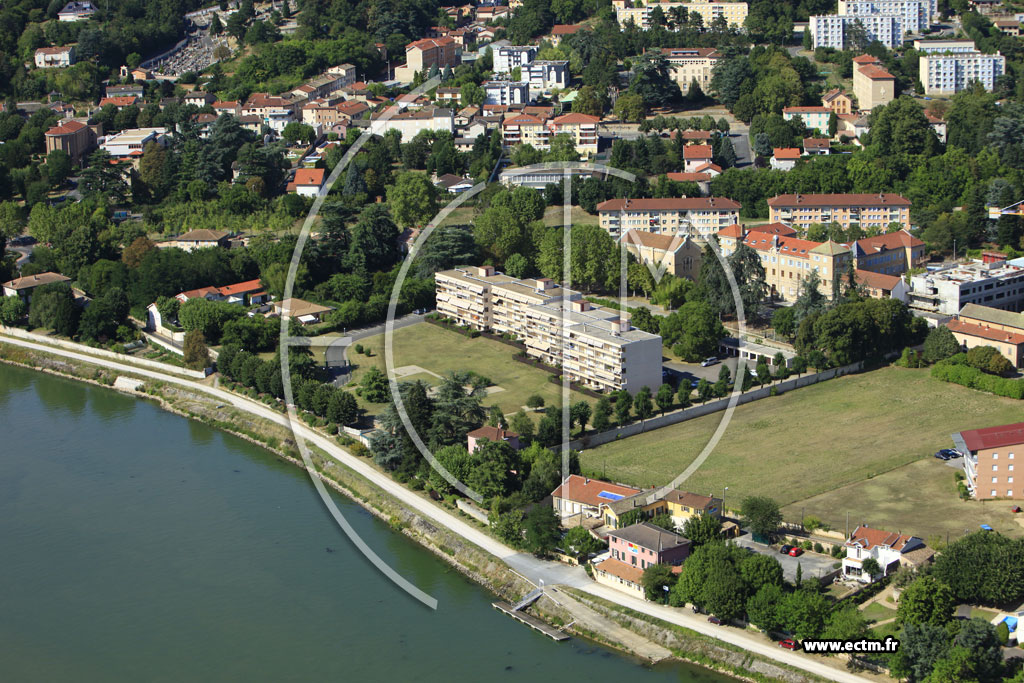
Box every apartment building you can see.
[483,80,529,106]
[717,224,852,301]
[955,421,1024,500]
[848,230,925,275]
[809,14,902,50]
[395,37,459,82]
[837,0,932,32]
[34,46,75,68]
[524,60,569,94]
[301,99,369,126]
[767,193,912,231]
[660,48,722,95]
[500,113,598,156]
[549,112,600,156]
[782,106,832,134]
[435,267,664,393]
[908,260,1024,315]
[948,303,1024,368]
[913,38,979,53]
[494,46,538,74]
[607,523,691,570]
[596,197,742,239]
[920,50,1006,95]
[852,55,896,111]
[612,0,749,29]
[502,114,549,149]
[622,230,703,280]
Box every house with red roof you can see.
[842,525,927,582]
[98,96,140,110]
[45,118,96,162]
[35,45,75,68]
[683,144,713,172]
[956,421,1024,500]
[551,474,641,519]
[846,230,926,276]
[287,168,326,197]
[548,23,589,46]
[770,147,801,171]
[782,106,831,135]
[467,426,520,453]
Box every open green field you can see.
[860,602,897,624]
[346,322,595,417]
[581,366,1024,538]
[542,204,599,226]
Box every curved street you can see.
[0,330,870,683]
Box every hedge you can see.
[930,359,1024,399]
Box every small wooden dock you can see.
[492,601,570,641]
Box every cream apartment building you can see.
[717,224,852,301]
[596,197,741,239]
[435,267,663,393]
[612,0,749,29]
[852,55,896,111]
[767,193,911,231]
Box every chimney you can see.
[772,235,778,249]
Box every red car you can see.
[708,616,722,625]
[789,547,804,557]
[778,638,798,650]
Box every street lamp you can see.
[723,486,729,516]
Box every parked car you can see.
[934,451,950,460]
[1013,506,1022,513]
[708,616,722,625]
[701,357,718,367]
[789,547,804,557]
[778,638,798,650]
[935,449,960,460]
[779,544,794,554]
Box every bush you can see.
[354,343,364,354]
[526,394,545,409]
[931,359,1024,399]
[966,345,1014,376]
[814,542,824,553]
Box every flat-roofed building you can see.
[524,60,569,94]
[947,303,1024,368]
[767,193,911,231]
[494,45,537,74]
[436,266,663,392]
[483,80,529,106]
[913,38,979,53]
[598,197,741,239]
[908,260,1024,315]
[954,422,1024,500]
[100,127,167,160]
[809,14,902,50]
[920,50,1006,95]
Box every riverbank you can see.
[0,337,842,683]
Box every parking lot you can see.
[733,532,838,584]
[664,356,754,386]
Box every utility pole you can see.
[846,510,849,539]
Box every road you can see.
[0,330,871,683]
[324,312,427,386]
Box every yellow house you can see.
[601,488,722,530]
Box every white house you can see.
[494,46,537,75]
[100,128,167,159]
[770,148,801,171]
[483,80,529,106]
[286,168,326,197]
[58,1,96,21]
[842,525,926,582]
[35,46,76,68]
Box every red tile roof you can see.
[407,36,455,51]
[551,23,586,35]
[959,422,1024,452]
[684,144,713,159]
[852,230,923,252]
[803,138,831,150]
[717,223,744,238]
[854,269,902,292]
[948,319,1024,345]
[773,148,801,160]
[287,168,326,191]
[46,120,88,136]
[858,65,896,80]
[749,222,797,237]
[846,525,917,551]
[743,234,822,258]
[502,114,545,127]
[665,172,711,183]
[467,425,519,441]
[594,557,644,585]
[852,54,881,64]
[217,279,264,296]
[768,193,911,208]
[551,474,640,508]
[551,112,599,125]
[783,106,831,114]
[99,97,138,108]
[597,197,741,211]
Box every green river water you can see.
[0,364,735,682]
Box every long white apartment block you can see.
[435,266,663,393]
[919,50,1006,94]
[913,38,978,53]
[837,0,931,32]
[810,14,902,49]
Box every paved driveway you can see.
[733,533,838,584]
[664,356,762,387]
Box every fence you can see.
[0,326,208,379]
[571,360,864,450]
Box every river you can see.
[0,364,732,682]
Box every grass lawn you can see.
[581,366,1024,537]
[345,322,595,418]
[861,602,897,623]
[542,204,599,226]
[971,607,1000,621]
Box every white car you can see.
[701,357,718,367]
